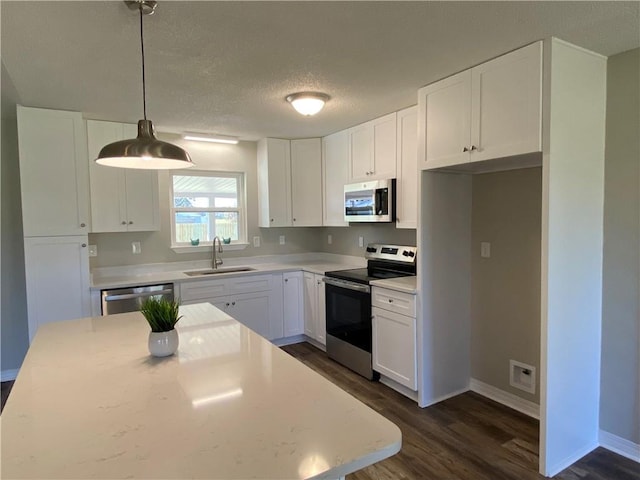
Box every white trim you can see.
[419,386,470,408]
[599,430,640,463]
[470,378,540,419]
[1,369,19,382]
[545,441,599,478]
[171,243,249,254]
[379,375,419,402]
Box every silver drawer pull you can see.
[103,289,173,301]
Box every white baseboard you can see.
[470,378,540,419]
[1,369,19,382]
[419,386,470,408]
[599,430,640,463]
[545,441,599,477]
[379,375,418,402]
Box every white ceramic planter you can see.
[148,329,179,357]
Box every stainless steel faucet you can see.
[212,236,223,269]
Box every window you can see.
[170,171,246,247]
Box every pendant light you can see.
[96,0,193,169]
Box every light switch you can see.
[358,236,364,248]
[327,234,333,245]
[480,242,491,258]
[132,241,142,254]
[88,245,98,257]
[253,236,261,248]
[279,235,286,245]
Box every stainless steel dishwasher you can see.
[101,284,174,315]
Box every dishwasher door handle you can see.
[103,289,174,302]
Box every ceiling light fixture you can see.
[96,0,193,170]
[286,92,330,116]
[182,133,239,145]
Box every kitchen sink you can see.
[184,267,256,276]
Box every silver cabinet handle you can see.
[128,221,133,224]
[388,298,393,303]
[470,145,477,151]
[463,147,469,152]
[121,221,127,225]
[81,243,87,248]
[231,301,236,306]
[80,223,86,227]
[225,302,230,307]
[293,218,296,222]
[284,278,288,283]
[103,289,174,301]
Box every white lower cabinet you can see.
[179,273,283,340]
[303,272,326,346]
[371,287,417,390]
[283,271,304,337]
[23,236,91,342]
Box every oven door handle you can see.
[322,277,370,293]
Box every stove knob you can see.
[366,247,376,253]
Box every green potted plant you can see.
[140,297,182,357]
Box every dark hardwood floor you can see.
[282,342,640,480]
[2,346,638,480]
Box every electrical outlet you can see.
[480,242,491,258]
[132,241,141,254]
[279,235,286,245]
[358,236,364,248]
[327,234,333,245]
[88,245,98,257]
[253,236,261,248]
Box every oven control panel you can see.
[365,244,417,264]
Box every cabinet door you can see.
[303,271,316,338]
[470,41,542,163]
[396,106,418,229]
[371,112,397,179]
[290,138,323,226]
[87,120,127,232]
[124,170,160,231]
[315,274,326,345]
[418,70,472,170]
[372,306,417,390]
[283,272,304,337]
[229,291,272,340]
[257,138,292,227]
[322,131,349,227]
[23,236,90,342]
[348,123,373,181]
[17,107,90,236]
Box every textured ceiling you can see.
[2,1,639,141]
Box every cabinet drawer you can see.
[180,279,227,302]
[371,286,416,317]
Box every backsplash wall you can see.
[320,224,417,256]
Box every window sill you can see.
[171,243,249,254]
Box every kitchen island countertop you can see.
[1,303,401,479]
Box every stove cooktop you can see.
[324,267,414,285]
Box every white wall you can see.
[600,47,640,445]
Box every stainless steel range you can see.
[324,244,417,380]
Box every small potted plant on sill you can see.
[140,297,182,357]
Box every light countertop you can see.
[1,303,401,479]
[91,260,363,290]
[370,275,417,294]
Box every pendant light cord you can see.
[139,5,147,121]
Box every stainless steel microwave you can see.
[344,179,395,223]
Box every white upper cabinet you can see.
[87,120,159,233]
[258,137,323,227]
[470,41,542,163]
[419,41,542,170]
[419,70,472,169]
[258,138,292,227]
[396,106,418,229]
[322,130,349,227]
[348,112,397,181]
[17,106,90,236]
[290,138,323,226]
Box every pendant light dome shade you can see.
[96,0,192,170]
[96,120,193,169]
